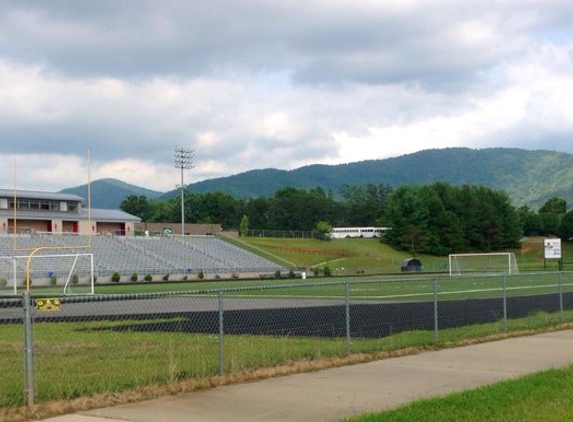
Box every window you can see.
[67,202,78,212]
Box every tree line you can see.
[120,182,572,256]
[121,184,391,232]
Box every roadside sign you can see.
[544,238,562,259]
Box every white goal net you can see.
[0,253,95,294]
[449,252,519,276]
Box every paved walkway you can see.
[42,330,573,422]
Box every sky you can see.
[1,1,572,193]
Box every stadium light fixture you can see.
[174,147,195,236]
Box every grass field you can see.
[233,234,571,274]
[345,364,573,422]
[2,236,573,420]
[232,235,453,274]
[2,310,572,416]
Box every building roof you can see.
[0,188,84,202]
[88,208,141,222]
[0,208,140,222]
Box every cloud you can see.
[0,1,572,193]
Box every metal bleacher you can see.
[0,234,284,282]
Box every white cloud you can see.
[0,1,572,194]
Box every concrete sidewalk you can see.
[42,330,573,422]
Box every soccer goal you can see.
[449,252,519,277]
[0,253,95,295]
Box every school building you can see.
[0,188,140,236]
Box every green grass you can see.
[234,236,450,274]
[5,269,573,303]
[3,236,573,416]
[2,309,573,408]
[345,365,573,422]
[236,235,562,273]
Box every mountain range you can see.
[59,147,573,210]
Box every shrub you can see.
[0,276,7,288]
[71,273,79,284]
[50,275,58,286]
[274,269,282,279]
[162,273,170,281]
[111,272,121,283]
[231,272,240,280]
[144,273,153,282]
[130,272,138,282]
[22,278,32,286]
[323,265,332,277]
[312,267,320,277]
[198,270,205,280]
[289,269,295,278]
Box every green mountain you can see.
[59,178,163,209]
[159,148,572,209]
[63,148,573,210]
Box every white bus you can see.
[330,227,390,239]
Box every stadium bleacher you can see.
[0,234,285,283]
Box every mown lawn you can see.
[346,364,573,422]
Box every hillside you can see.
[168,148,573,209]
[61,148,573,209]
[59,178,163,209]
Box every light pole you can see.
[174,147,195,236]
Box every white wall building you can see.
[0,189,140,236]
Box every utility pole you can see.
[174,147,195,236]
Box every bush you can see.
[71,273,79,284]
[275,269,282,279]
[289,269,295,278]
[0,276,7,288]
[312,267,320,277]
[22,278,32,286]
[162,273,169,281]
[130,272,138,282]
[198,270,205,280]
[144,273,153,282]
[111,272,121,283]
[50,275,58,286]
[323,265,332,277]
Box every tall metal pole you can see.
[174,148,195,236]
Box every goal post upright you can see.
[10,150,93,292]
[2,253,95,295]
[448,252,519,277]
[62,253,95,295]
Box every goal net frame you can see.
[449,252,519,277]
[0,253,95,295]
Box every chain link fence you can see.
[2,271,573,409]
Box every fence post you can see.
[433,278,438,343]
[558,273,564,323]
[218,290,224,375]
[345,280,351,355]
[23,291,35,406]
[502,276,507,332]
